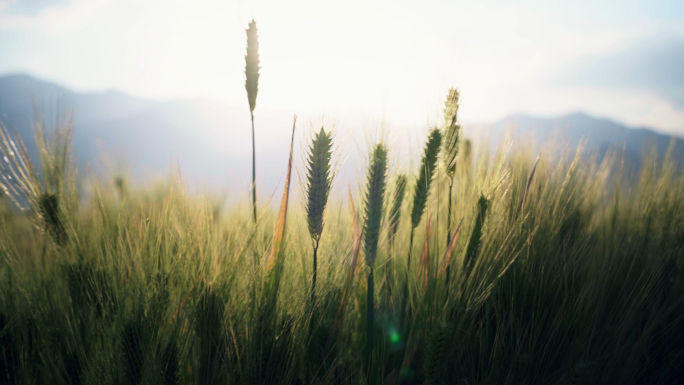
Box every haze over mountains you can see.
[1,74,682,195]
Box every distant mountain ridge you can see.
[467,112,684,174]
[0,74,294,192]
[0,74,682,193]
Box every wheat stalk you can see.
[362,143,388,384]
[245,19,260,222]
[305,127,333,313]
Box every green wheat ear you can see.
[306,127,333,246]
[363,143,388,267]
[388,174,407,245]
[442,88,461,178]
[411,128,442,230]
[464,193,490,276]
[245,19,260,114]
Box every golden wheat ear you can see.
[443,88,461,178]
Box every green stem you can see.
[446,178,453,248]
[446,179,454,286]
[366,266,375,385]
[251,111,257,222]
[310,244,318,316]
[407,228,415,272]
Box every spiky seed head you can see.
[39,192,66,245]
[411,128,442,230]
[363,144,388,266]
[305,127,333,245]
[245,19,260,113]
[464,193,490,272]
[388,174,407,243]
[443,88,461,178]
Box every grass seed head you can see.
[464,193,490,274]
[245,19,260,113]
[411,128,442,230]
[305,127,333,245]
[363,143,388,266]
[443,88,461,178]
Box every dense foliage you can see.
[1,121,683,384]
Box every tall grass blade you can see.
[517,153,540,217]
[265,116,297,298]
[437,216,464,278]
[326,187,363,351]
[418,216,433,291]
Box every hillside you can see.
[1,74,682,191]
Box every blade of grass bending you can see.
[417,216,433,291]
[518,153,540,217]
[265,115,297,294]
[437,216,464,278]
[325,186,363,352]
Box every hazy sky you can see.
[1,0,684,133]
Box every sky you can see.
[1,0,684,134]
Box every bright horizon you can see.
[1,0,684,133]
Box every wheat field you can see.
[1,22,684,385]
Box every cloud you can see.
[0,0,71,16]
[0,0,110,33]
[558,34,684,108]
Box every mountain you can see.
[0,74,682,195]
[466,112,684,175]
[0,74,294,193]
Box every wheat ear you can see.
[245,19,260,222]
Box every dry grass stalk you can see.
[266,116,297,295]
